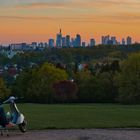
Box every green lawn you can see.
[6,104,140,130]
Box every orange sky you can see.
[0,0,140,44]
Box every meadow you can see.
[6,104,140,130]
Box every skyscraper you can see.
[56,29,62,47]
[82,42,86,47]
[102,35,110,45]
[102,36,105,45]
[90,38,96,47]
[62,37,66,47]
[122,38,125,45]
[66,35,70,47]
[49,39,54,48]
[75,34,81,47]
[126,36,132,45]
[71,38,75,47]
[111,36,117,45]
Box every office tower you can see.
[56,29,62,47]
[102,36,105,45]
[102,35,110,45]
[62,37,66,47]
[75,34,81,47]
[126,36,132,45]
[49,39,54,48]
[105,35,110,45]
[111,36,117,45]
[31,42,37,49]
[66,35,70,47]
[71,38,75,47]
[90,38,96,47]
[38,42,44,47]
[44,42,48,48]
[122,38,125,45]
[108,40,113,45]
[82,42,86,47]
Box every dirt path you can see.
[1,129,140,140]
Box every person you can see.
[0,106,15,128]
[0,106,8,128]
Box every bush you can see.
[53,80,78,103]
[0,78,10,99]
[118,53,140,104]
[13,63,68,103]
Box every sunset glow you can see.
[0,0,140,44]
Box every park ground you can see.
[2,104,140,140]
[1,129,140,140]
[5,103,140,129]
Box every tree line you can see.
[0,52,140,104]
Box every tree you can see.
[75,70,98,102]
[117,53,140,104]
[0,78,10,99]
[14,63,68,103]
[53,80,78,103]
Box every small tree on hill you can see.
[53,80,78,103]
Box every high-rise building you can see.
[56,29,62,47]
[71,38,75,47]
[90,38,96,47]
[62,37,66,47]
[75,34,81,47]
[111,36,117,45]
[102,35,110,45]
[126,36,132,45]
[102,36,105,45]
[31,42,37,49]
[49,39,54,48]
[38,42,44,47]
[66,35,70,47]
[122,38,125,45]
[82,42,86,47]
[44,42,48,48]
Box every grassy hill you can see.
[5,104,140,130]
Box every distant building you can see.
[126,36,132,45]
[49,39,54,48]
[90,38,96,47]
[56,29,62,47]
[66,35,70,47]
[62,37,66,47]
[31,42,37,49]
[102,35,110,45]
[44,42,48,48]
[82,42,86,47]
[38,42,44,47]
[122,38,125,45]
[107,40,113,45]
[111,36,117,45]
[71,38,75,47]
[10,43,23,50]
[75,34,81,47]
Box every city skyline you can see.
[0,0,140,44]
[2,30,133,48]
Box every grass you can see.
[4,104,140,130]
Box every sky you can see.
[0,0,140,44]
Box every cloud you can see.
[15,2,70,9]
[0,0,140,25]
[1,12,140,25]
[14,0,140,9]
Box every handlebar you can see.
[2,96,19,104]
[0,96,24,105]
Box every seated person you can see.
[0,107,14,128]
[0,106,8,128]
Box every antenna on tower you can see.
[60,29,61,34]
